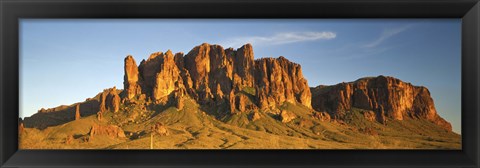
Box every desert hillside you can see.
[19,43,461,149]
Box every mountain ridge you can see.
[20,43,460,149]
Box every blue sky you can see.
[20,19,461,133]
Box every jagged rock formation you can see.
[89,124,126,140]
[124,55,141,100]
[151,50,185,103]
[121,43,311,114]
[75,104,81,120]
[99,87,121,113]
[106,88,121,113]
[254,57,311,109]
[311,76,452,130]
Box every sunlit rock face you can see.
[123,55,141,100]
[311,76,452,130]
[122,43,313,113]
[254,56,312,110]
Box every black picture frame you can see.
[1,0,479,167]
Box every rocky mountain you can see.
[23,87,121,129]
[122,43,311,114]
[20,43,459,149]
[311,76,452,130]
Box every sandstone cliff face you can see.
[152,50,185,103]
[311,76,452,130]
[123,43,311,114]
[254,57,311,109]
[232,44,255,89]
[124,55,141,100]
[100,87,121,113]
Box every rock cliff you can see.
[254,56,311,109]
[311,76,452,130]
[121,43,312,113]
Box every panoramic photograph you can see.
[19,19,461,149]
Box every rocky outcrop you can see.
[24,98,100,129]
[152,122,169,136]
[311,76,452,130]
[229,90,236,113]
[231,44,255,89]
[127,50,187,106]
[89,124,126,140]
[249,112,261,121]
[313,111,331,122]
[75,104,81,120]
[152,50,185,103]
[102,87,121,113]
[123,43,311,114]
[96,111,103,121]
[174,90,184,110]
[235,94,249,113]
[99,91,108,113]
[280,110,296,123]
[124,55,141,100]
[254,57,311,109]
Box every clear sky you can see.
[20,19,461,133]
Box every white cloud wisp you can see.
[363,25,412,48]
[221,31,336,48]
